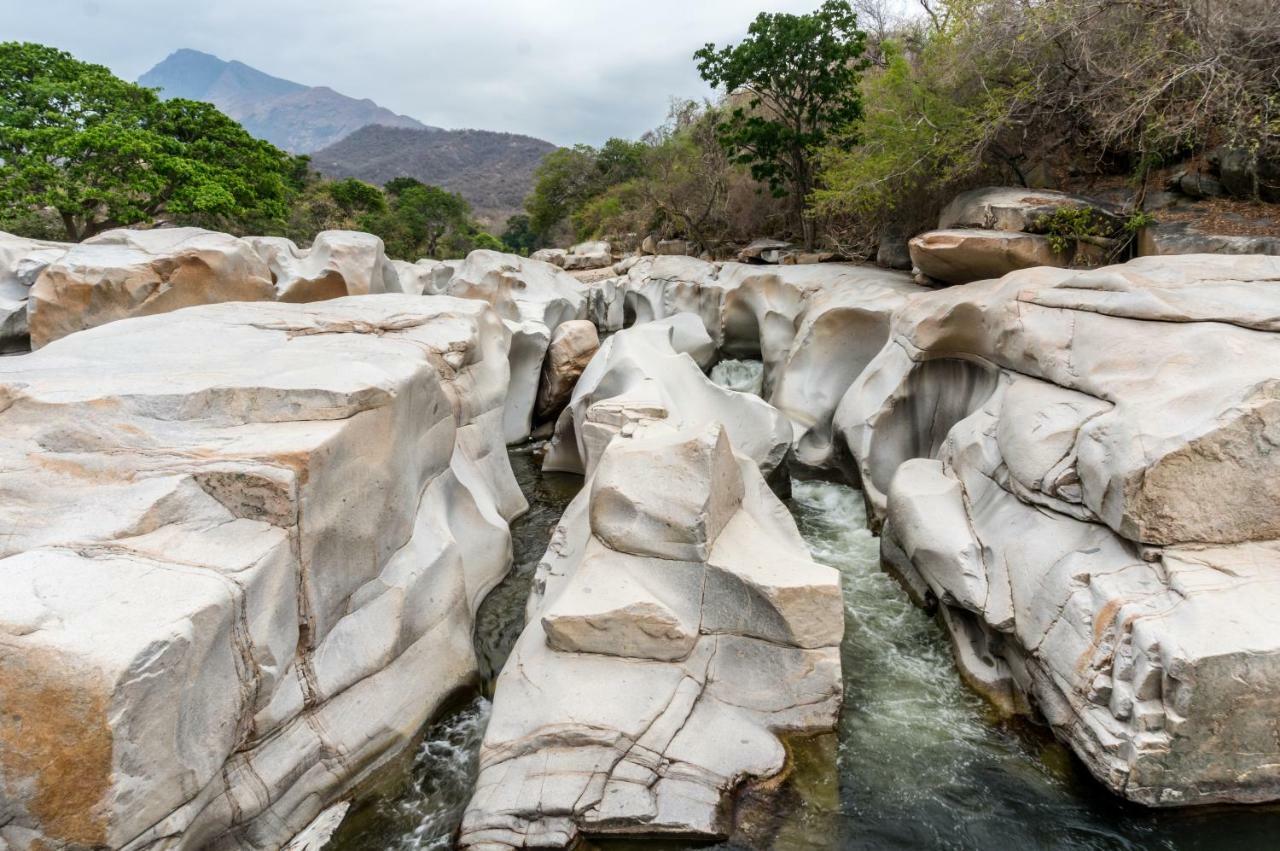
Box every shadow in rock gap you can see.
[330,468,1280,851]
[326,445,582,851]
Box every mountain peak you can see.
[137,50,423,153]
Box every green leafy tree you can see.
[694,1,867,246]
[326,178,387,218]
[524,138,651,241]
[525,145,601,240]
[0,42,300,241]
[500,213,540,254]
[366,178,473,260]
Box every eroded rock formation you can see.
[460,318,842,848]
[0,295,525,848]
[0,231,70,352]
[542,314,792,481]
[535,319,600,421]
[837,253,1280,805]
[604,255,924,473]
[443,250,588,442]
[245,230,401,301]
[28,228,277,349]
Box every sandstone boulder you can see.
[909,228,1067,284]
[245,230,400,302]
[0,294,525,848]
[28,228,276,348]
[656,238,690,256]
[738,237,793,264]
[535,319,599,420]
[562,240,612,271]
[0,231,70,352]
[530,248,567,267]
[1137,222,1280,256]
[939,186,1121,233]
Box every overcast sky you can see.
[3,0,846,146]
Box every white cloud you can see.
[3,0,839,145]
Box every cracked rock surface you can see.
[459,318,843,848]
[542,314,793,480]
[0,294,525,849]
[837,253,1280,806]
[29,228,278,349]
[443,250,589,443]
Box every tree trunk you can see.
[791,148,815,250]
[60,212,81,243]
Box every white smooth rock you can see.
[837,253,1280,806]
[28,227,276,348]
[461,419,842,847]
[0,294,525,848]
[444,250,588,442]
[245,230,401,301]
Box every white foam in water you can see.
[337,473,1280,850]
[710,358,765,396]
[397,697,490,850]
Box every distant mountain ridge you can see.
[311,125,557,226]
[138,49,554,225]
[139,49,426,153]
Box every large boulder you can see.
[444,250,588,442]
[535,319,599,420]
[542,315,792,480]
[737,237,793,264]
[245,230,400,301]
[530,248,567,267]
[460,413,841,846]
[1137,222,1280,256]
[562,240,612,271]
[0,295,525,848]
[390,257,457,295]
[834,253,1280,806]
[908,228,1067,284]
[27,228,276,349]
[1211,146,1280,203]
[0,231,70,353]
[939,186,1121,233]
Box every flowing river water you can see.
[331,444,1280,850]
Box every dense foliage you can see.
[0,42,302,241]
[815,0,1280,249]
[524,0,1279,256]
[0,42,506,260]
[695,0,867,246]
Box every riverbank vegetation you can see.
[525,0,1280,255]
[0,42,504,258]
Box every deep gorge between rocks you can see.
[330,447,1280,851]
[7,239,1280,849]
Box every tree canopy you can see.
[694,0,866,246]
[524,138,649,242]
[0,42,303,241]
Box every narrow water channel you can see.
[327,448,582,851]
[331,450,1280,851]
